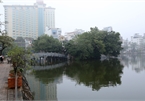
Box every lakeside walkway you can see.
[0,61,22,101]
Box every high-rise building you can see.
[4,0,55,39]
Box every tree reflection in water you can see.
[33,59,124,91]
[65,59,124,91]
[33,66,65,84]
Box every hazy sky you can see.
[0,0,145,40]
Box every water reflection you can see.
[25,63,66,100]
[25,59,124,100]
[32,62,67,70]
[65,59,124,91]
[120,54,145,73]
[25,70,62,101]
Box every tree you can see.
[130,43,137,53]
[7,46,32,100]
[0,35,14,55]
[8,46,31,70]
[121,40,129,53]
[0,21,14,55]
[64,27,122,60]
[89,27,105,59]
[64,32,93,60]
[103,31,122,57]
[65,59,123,91]
[65,28,105,60]
[32,35,63,53]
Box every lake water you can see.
[25,55,145,101]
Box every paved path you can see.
[0,61,11,100]
[0,61,22,101]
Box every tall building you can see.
[4,0,55,39]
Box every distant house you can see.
[24,37,34,48]
[44,26,61,39]
[14,37,25,49]
[14,37,34,49]
[102,26,113,32]
[131,33,142,45]
[64,29,85,41]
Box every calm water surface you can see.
[25,55,145,101]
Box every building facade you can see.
[121,33,145,53]
[44,26,61,39]
[131,33,143,45]
[102,26,113,32]
[4,0,55,39]
[64,29,85,41]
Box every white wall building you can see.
[74,29,85,35]
[131,33,143,45]
[44,7,55,28]
[4,0,55,39]
[64,29,85,41]
[102,26,113,32]
[44,26,61,39]
[64,32,76,41]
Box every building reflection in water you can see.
[120,54,145,73]
[25,63,65,101]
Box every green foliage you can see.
[32,35,62,52]
[8,46,31,68]
[33,67,65,84]
[0,35,14,55]
[103,32,122,57]
[32,27,122,60]
[65,27,122,60]
[2,41,20,56]
[0,16,14,55]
